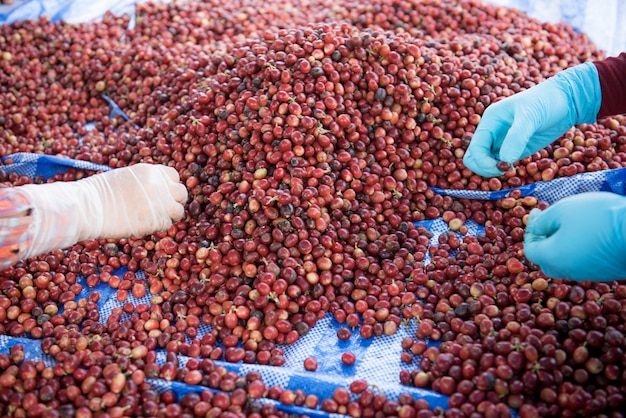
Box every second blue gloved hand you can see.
[463,62,602,177]
[524,192,626,281]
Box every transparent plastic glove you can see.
[15,164,188,259]
[524,192,626,281]
[463,62,602,177]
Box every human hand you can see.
[83,163,188,239]
[524,192,626,281]
[17,163,188,259]
[463,62,601,177]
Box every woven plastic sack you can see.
[0,152,111,179]
[431,168,626,204]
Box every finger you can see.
[160,165,181,183]
[524,207,560,237]
[463,157,502,178]
[463,142,502,178]
[523,232,563,278]
[463,128,505,178]
[463,105,513,177]
[168,201,185,221]
[169,182,189,205]
[523,223,550,262]
[524,208,566,278]
[498,108,538,164]
[522,230,545,265]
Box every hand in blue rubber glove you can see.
[524,192,626,281]
[463,62,602,177]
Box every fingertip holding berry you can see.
[496,161,512,172]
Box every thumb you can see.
[463,114,511,177]
[523,208,561,274]
[523,231,561,278]
[498,114,536,164]
[525,207,560,237]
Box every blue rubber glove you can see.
[463,62,602,177]
[524,192,626,281]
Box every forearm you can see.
[0,181,101,267]
[14,180,104,260]
[593,53,626,118]
[0,164,186,269]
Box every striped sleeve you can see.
[0,188,34,269]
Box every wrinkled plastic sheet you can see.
[484,0,626,58]
[0,0,138,27]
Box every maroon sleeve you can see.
[593,53,626,118]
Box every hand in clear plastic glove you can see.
[524,192,626,281]
[463,62,602,177]
[15,163,188,259]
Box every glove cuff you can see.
[555,62,602,125]
[16,179,105,259]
